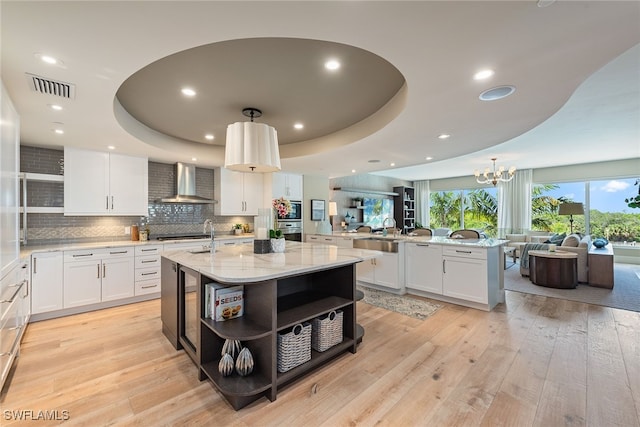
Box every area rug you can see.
[504,261,640,313]
[357,286,441,320]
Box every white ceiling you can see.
[2,1,639,181]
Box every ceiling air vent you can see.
[25,73,76,99]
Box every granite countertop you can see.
[326,232,508,248]
[19,234,255,258]
[162,241,381,284]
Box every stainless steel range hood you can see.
[157,163,216,204]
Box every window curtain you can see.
[497,169,532,237]
[414,180,430,228]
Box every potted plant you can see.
[233,224,243,235]
[353,197,363,207]
[269,228,285,252]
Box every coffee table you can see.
[528,250,578,289]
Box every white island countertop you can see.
[162,241,381,284]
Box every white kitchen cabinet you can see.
[405,242,443,294]
[214,168,264,216]
[272,172,303,200]
[31,251,63,314]
[63,247,134,308]
[64,147,148,216]
[356,252,401,290]
[134,244,162,296]
[306,234,335,244]
[443,248,488,304]
[335,236,353,248]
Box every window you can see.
[429,187,498,237]
[532,178,640,245]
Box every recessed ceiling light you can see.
[438,134,450,140]
[192,157,197,162]
[351,169,356,173]
[294,123,304,130]
[48,104,63,111]
[325,60,341,71]
[107,145,115,150]
[205,134,214,140]
[425,156,433,161]
[181,87,196,97]
[53,129,64,135]
[479,85,516,101]
[390,162,396,167]
[473,69,494,80]
[39,55,58,65]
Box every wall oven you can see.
[277,200,302,221]
[277,220,302,242]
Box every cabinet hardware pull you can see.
[33,258,37,274]
[110,250,128,255]
[73,253,93,257]
[141,248,157,252]
[111,196,114,210]
[456,250,472,254]
[106,195,109,210]
[141,259,157,263]
[417,244,430,247]
[97,264,101,278]
[141,284,158,289]
[0,285,22,303]
[443,259,446,273]
[103,264,106,278]
[141,272,157,276]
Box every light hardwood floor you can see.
[2,291,639,426]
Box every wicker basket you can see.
[311,310,343,352]
[277,322,312,373]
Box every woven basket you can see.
[277,322,311,373]
[311,310,343,352]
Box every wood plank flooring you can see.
[1,291,639,426]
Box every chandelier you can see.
[225,107,281,173]
[474,157,516,186]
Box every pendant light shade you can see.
[224,108,281,173]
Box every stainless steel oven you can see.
[277,200,302,221]
[277,220,302,242]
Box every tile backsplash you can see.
[20,146,253,244]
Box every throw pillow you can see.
[561,234,580,247]
[545,233,566,244]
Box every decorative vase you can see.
[221,339,242,359]
[218,353,234,377]
[235,347,254,376]
[271,238,285,253]
[234,228,242,235]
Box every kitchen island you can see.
[161,241,380,410]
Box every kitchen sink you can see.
[353,237,399,253]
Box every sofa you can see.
[519,234,592,283]
[505,231,555,259]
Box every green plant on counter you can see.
[233,223,243,229]
[269,229,283,239]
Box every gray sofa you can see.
[520,234,592,283]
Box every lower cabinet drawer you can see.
[442,246,486,260]
[135,267,160,281]
[135,279,160,296]
[135,255,161,269]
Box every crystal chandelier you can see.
[474,157,516,186]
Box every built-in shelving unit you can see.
[196,264,358,410]
[393,186,415,234]
[19,172,65,244]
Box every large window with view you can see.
[429,187,498,237]
[531,178,640,246]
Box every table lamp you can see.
[329,201,338,230]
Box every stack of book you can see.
[205,283,244,321]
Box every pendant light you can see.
[224,107,281,173]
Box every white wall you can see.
[303,175,330,235]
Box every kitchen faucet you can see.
[382,217,397,237]
[203,219,215,253]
